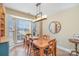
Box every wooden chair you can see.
[48,39,56,56]
[45,39,56,56]
[23,34,31,55]
[29,38,37,56]
[25,38,34,56]
[25,40,30,55]
[29,38,40,56]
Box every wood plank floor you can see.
[9,44,70,56]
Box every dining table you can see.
[33,38,50,56]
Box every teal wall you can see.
[0,42,9,56]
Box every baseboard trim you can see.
[9,42,23,49]
[57,45,71,53]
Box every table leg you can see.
[54,42,56,56]
[75,43,78,56]
[70,43,78,56]
[39,48,44,56]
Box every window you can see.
[16,18,32,41]
[31,22,36,36]
[7,15,32,46]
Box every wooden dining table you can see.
[33,38,50,56]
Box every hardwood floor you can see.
[9,44,70,56]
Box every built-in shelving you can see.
[0,5,5,42]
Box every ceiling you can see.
[3,3,79,17]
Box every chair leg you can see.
[54,47,56,56]
[27,48,29,56]
[27,45,29,55]
[52,52,54,56]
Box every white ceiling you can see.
[3,3,79,17]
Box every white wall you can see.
[42,5,79,50]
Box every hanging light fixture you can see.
[33,3,47,36]
[34,3,47,22]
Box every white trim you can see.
[57,45,71,53]
[9,14,33,22]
